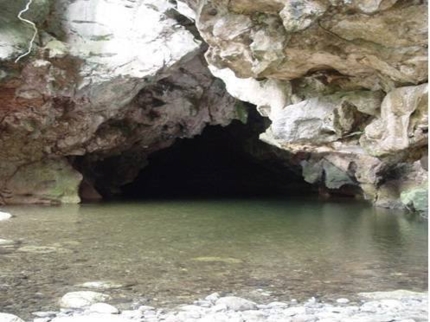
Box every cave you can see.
[120,122,311,200]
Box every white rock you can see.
[194,300,212,307]
[89,303,119,314]
[205,292,220,303]
[33,318,51,322]
[59,291,111,309]
[336,298,350,304]
[120,310,142,319]
[0,313,25,322]
[137,305,155,312]
[215,296,258,311]
[51,314,129,322]
[283,306,307,316]
[379,299,404,310]
[0,212,12,221]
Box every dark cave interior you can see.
[120,120,312,200]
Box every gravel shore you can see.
[0,290,427,322]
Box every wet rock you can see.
[3,158,82,204]
[0,313,25,322]
[401,184,428,216]
[59,291,111,309]
[215,296,258,311]
[0,212,12,221]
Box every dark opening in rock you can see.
[120,121,311,200]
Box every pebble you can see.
[0,212,11,221]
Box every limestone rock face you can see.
[187,0,428,211]
[360,84,428,157]
[0,0,238,203]
[0,0,427,210]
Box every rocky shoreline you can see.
[1,290,427,322]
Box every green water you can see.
[0,198,427,317]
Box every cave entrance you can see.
[121,120,311,200]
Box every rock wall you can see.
[0,0,238,203]
[183,0,428,213]
[0,0,427,213]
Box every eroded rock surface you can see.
[187,0,428,211]
[0,0,238,203]
[0,0,427,210]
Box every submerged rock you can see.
[191,257,243,264]
[0,239,15,245]
[0,212,12,221]
[59,291,111,309]
[78,281,124,290]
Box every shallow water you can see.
[0,198,427,318]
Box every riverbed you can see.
[0,198,427,319]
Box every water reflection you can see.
[0,198,427,318]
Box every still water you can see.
[0,198,427,318]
